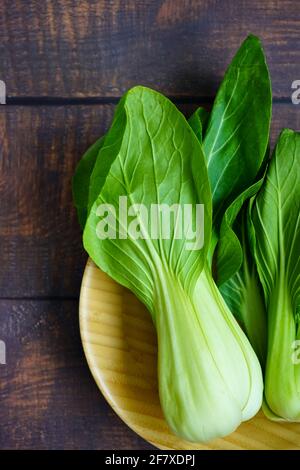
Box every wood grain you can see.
[0,102,299,298]
[1,0,300,451]
[80,259,300,450]
[0,0,299,99]
[0,105,114,298]
[0,298,154,449]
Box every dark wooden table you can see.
[0,0,299,450]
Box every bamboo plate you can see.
[79,258,300,450]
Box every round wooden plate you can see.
[79,258,300,450]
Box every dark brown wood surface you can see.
[0,299,153,449]
[0,0,299,450]
[0,0,299,99]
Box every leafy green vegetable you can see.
[188,107,219,267]
[72,137,105,228]
[188,35,271,288]
[188,107,209,143]
[85,87,211,308]
[203,34,271,227]
[83,86,263,442]
[73,34,291,438]
[216,179,264,286]
[251,129,300,421]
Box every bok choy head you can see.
[83,86,263,442]
[250,129,300,422]
[189,35,271,366]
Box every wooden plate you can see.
[79,259,300,450]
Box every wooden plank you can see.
[0,102,299,298]
[0,105,114,298]
[0,299,154,449]
[0,0,299,99]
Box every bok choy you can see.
[73,33,300,441]
[250,129,300,421]
[82,86,263,442]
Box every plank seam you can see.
[0,296,79,301]
[3,96,292,106]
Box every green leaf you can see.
[72,137,104,228]
[84,86,212,310]
[73,105,210,231]
[87,98,129,213]
[203,34,271,226]
[251,129,300,421]
[216,177,265,286]
[188,107,209,143]
[189,107,219,269]
[73,95,131,229]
